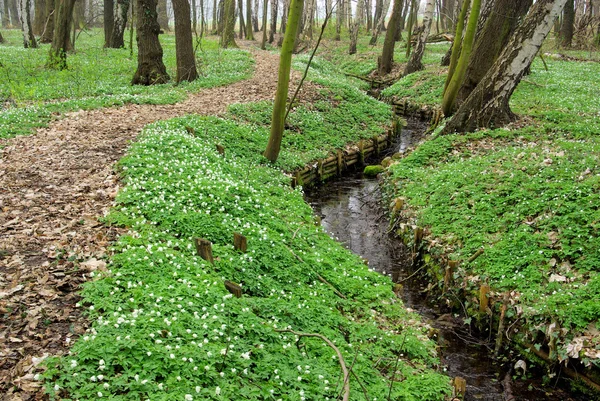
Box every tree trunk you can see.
[33,0,47,34]
[131,0,170,84]
[303,0,313,39]
[403,0,416,54]
[269,0,276,41]
[455,0,531,104]
[220,0,236,46]
[191,0,197,34]
[47,0,75,69]
[19,0,38,47]
[443,0,568,133]
[325,0,331,19]
[559,0,574,46]
[104,0,114,46]
[365,0,372,30]
[260,0,267,47]
[252,0,258,30]
[404,0,434,75]
[335,0,341,40]
[0,30,4,41]
[349,0,364,54]
[157,0,169,31]
[369,0,391,44]
[280,0,287,33]
[9,0,19,27]
[441,0,479,115]
[40,0,55,42]
[212,0,217,31]
[2,0,10,27]
[109,0,130,48]
[238,0,244,38]
[441,0,454,30]
[443,0,469,89]
[264,0,304,162]
[172,0,198,82]
[245,0,253,38]
[379,0,402,72]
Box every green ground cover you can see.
[382,51,600,368]
[0,29,253,138]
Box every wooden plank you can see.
[194,238,214,264]
[233,232,247,252]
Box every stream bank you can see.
[305,118,590,401]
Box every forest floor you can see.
[0,44,317,400]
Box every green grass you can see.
[0,29,253,139]
[383,50,600,368]
[43,119,450,401]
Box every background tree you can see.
[369,0,391,44]
[264,0,305,162]
[269,0,277,42]
[157,0,170,30]
[132,0,170,84]
[455,0,532,104]
[212,0,217,31]
[172,0,198,82]
[104,0,114,46]
[33,0,47,34]
[559,0,574,46]
[220,0,237,46]
[349,0,365,54]
[39,0,55,42]
[109,0,130,48]
[8,0,19,27]
[404,0,434,75]
[378,0,402,73]
[19,0,38,47]
[403,0,417,56]
[252,0,258,30]
[0,30,4,42]
[2,0,10,27]
[260,0,267,48]
[443,0,568,133]
[47,0,76,69]
[246,0,254,38]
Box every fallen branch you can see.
[275,329,350,401]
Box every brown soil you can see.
[0,45,317,400]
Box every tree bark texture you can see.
[349,0,364,54]
[379,0,402,72]
[2,0,10,27]
[369,0,391,43]
[220,0,236,46]
[335,0,341,40]
[212,0,217,31]
[403,0,416,54]
[366,0,372,30]
[455,0,531,104]
[19,0,38,47]
[443,0,469,90]
[441,0,453,30]
[47,0,76,69]
[132,0,170,84]
[33,0,47,34]
[238,0,245,39]
[269,0,276,42]
[39,0,55,42]
[252,0,258,30]
[172,0,198,82]
[404,0,434,75]
[104,0,114,46]
[443,0,568,133]
[559,0,574,46]
[245,0,253,38]
[191,0,197,33]
[9,0,19,27]
[260,0,267,47]
[157,0,169,30]
[109,0,130,47]
[264,0,304,162]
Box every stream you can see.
[305,119,586,401]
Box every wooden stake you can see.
[216,144,225,155]
[453,377,467,398]
[233,232,247,252]
[336,150,343,175]
[467,248,484,263]
[224,280,242,298]
[479,284,490,313]
[194,238,214,264]
[494,292,509,356]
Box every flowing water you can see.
[305,119,586,401]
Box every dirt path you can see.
[0,47,307,400]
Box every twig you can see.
[275,329,350,401]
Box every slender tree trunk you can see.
[403,0,416,54]
[280,0,287,33]
[455,0,531,104]
[370,0,391,44]
[157,0,169,30]
[47,0,75,69]
[443,0,469,88]
[104,0,114,46]
[19,0,38,47]
[335,0,341,40]
[2,0,10,27]
[325,0,331,18]
[379,0,402,72]
[442,0,480,115]
[269,0,276,41]
[110,0,130,48]
[9,0,19,27]
[559,0,574,46]
[260,0,267,47]
[366,0,372,30]
[238,0,244,38]
[404,0,433,74]
[252,0,258,30]
[220,0,237,46]
[132,0,170,84]
[212,0,217,30]
[349,0,364,54]
[191,0,197,34]
[33,0,47,34]
[303,0,313,38]
[443,0,568,133]
[172,0,198,82]
[264,0,304,162]
[245,0,253,37]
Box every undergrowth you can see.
[43,118,451,400]
[0,29,253,139]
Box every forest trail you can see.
[0,45,307,400]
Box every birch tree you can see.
[110,0,130,48]
[19,0,38,47]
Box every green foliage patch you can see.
[44,120,451,400]
[0,29,253,139]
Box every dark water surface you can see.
[304,120,586,401]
